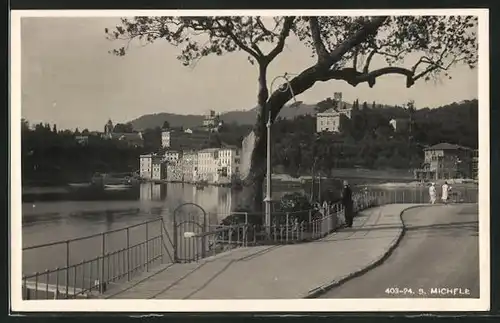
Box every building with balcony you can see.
[180,151,199,182]
[139,154,163,179]
[164,150,180,164]
[316,106,353,133]
[194,146,241,184]
[413,143,474,181]
[216,146,241,183]
[151,158,165,180]
[197,148,220,183]
[202,110,222,131]
[472,149,478,180]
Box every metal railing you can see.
[22,217,174,300]
[196,186,479,248]
[22,186,478,299]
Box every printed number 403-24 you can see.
[385,287,415,295]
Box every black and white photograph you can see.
[10,9,489,312]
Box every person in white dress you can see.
[429,183,437,204]
[441,181,451,204]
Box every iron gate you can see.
[172,203,208,263]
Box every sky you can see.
[19,16,479,131]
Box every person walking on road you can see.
[342,180,354,228]
[429,182,437,204]
[441,181,451,205]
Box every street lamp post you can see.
[264,73,300,234]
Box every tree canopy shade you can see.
[106,15,478,210]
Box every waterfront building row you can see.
[139,146,241,184]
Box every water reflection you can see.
[22,183,244,246]
[140,183,167,201]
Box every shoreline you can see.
[363,179,478,189]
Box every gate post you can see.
[173,213,178,263]
[202,212,207,259]
[100,233,105,293]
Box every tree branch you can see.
[319,66,415,88]
[256,17,279,37]
[266,16,295,62]
[353,46,359,69]
[264,16,389,122]
[325,16,388,67]
[363,49,377,73]
[216,19,261,60]
[308,17,330,62]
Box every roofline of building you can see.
[423,144,473,151]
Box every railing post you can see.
[55,268,59,299]
[202,212,207,259]
[100,233,105,293]
[173,216,178,263]
[65,241,69,298]
[35,272,39,299]
[160,219,164,264]
[285,213,289,243]
[45,269,49,300]
[126,228,130,281]
[146,222,149,272]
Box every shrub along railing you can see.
[22,186,478,299]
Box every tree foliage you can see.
[113,122,134,133]
[106,15,478,210]
[22,123,143,186]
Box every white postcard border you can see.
[9,8,490,312]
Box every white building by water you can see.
[164,150,180,163]
[217,146,241,180]
[197,148,220,183]
[139,154,153,179]
[140,154,163,179]
[196,146,240,184]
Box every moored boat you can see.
[104,184,133,191]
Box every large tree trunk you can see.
[244,66,320,212]
[244,62,269,213]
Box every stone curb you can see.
[303,204,428,299]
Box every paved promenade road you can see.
[319,204,479,298]
[102,204,413,299]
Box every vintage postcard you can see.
[10,9,490,312]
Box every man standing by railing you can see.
[342,180,353,228]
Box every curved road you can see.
[320,204,479,298]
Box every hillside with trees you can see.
[20,99,476,186]
[270,99,478,177]
[21,120,144,186]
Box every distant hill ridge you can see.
[127,99,471,131]
[129,101,348,130]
